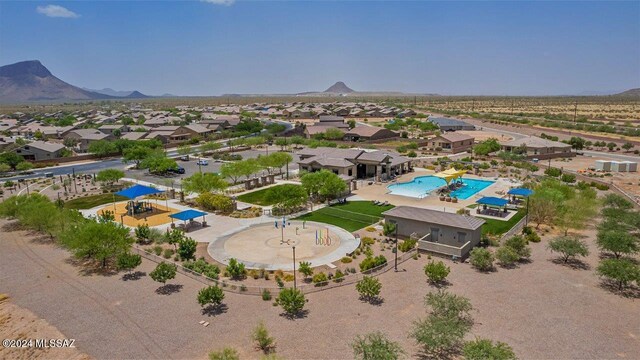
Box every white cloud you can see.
[202,0,236,6]
[36,5,80,18]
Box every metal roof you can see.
[383,206,485,230]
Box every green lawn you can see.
[481,209,526,236]
[236,184,303,206]
[64,193,128,210]
[294,201,395,232]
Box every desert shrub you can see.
[469,248,494,271]
[261,289,272,301]
[225,258,246,279]
[544,167,562,177]
[163,248,174,259]
[359,255,388,272]
[196,192,233,212]
[525,232,541,243]
[183,258,221,279]
[283,274,294,282]
[252,321,275,353]
[341,256,353,263]
[463,338,517,360]
[398,238,417,252]
[424,261,450,285]
[312,272,328,286]
[362,237,375,246]
[365,227,376,232]
[503,235,531,259]
[495,246,519,267]
[356,276,382,302]
[153,245,163,256]
[275,287,306,316]
[275,276,284,288]
[208,347,240,360]
[334,269,345,283]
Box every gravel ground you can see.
[1,220,638,359]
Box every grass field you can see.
[64,193,128,210]
[236,184,302,206]
[294,201,394,232]
[481,209,526,236]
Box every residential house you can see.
[383,206,485,259]
[429,117,476,131]
[65,129,113,152]
[343,126,398,142]
[428,133,475,153]
[500,136,574,159]
[14,141,66,161]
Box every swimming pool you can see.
[387,176,495,200]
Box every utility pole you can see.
[573,100,578,124]
[394,223,398,272]
[292,246,297,290]
[72,167,78,193]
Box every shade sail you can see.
[434,168,467,184]
[169,209,207,221]
[507,188,534,197]
[115,184,164,199]
[476,197,509,207]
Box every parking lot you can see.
[124,147,300,186]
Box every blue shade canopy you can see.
[115,184,164,199]
[169,209,208,221]
[507,188,534,197]
[476,197,509,207]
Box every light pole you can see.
[394,222,398,272]
[292,246,297,290]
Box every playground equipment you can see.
[315,228,332,246]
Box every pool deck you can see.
[352,168,520,216]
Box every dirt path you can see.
[1,220,638,359]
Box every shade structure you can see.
[476,197,509,207]
[434,168,467,184]
[507,188,534,197]
[169,209,208,221]
[115,184,164,199]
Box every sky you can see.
[0,0,639,96]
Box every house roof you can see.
[69,129,109,140]
[344,126,396,138]
[383,206,485,231]
[184,124,211,133]
[437,133,475,142]
[429,117,474,128]
[21,141,65,153]
[500,136,571,149]
[121,132,147,140]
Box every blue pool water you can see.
[387,176,495,200]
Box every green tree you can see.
[226,258,246,279]
[347,119,357,129]
[463,338,517,360]
[208,347,239,360]
[0,163,11,173]
[123,145,155,167]
[197,285,225,308]
[425,291,473,325]
[383,221,397,237]
[298,261,313,280]
[410,316,468,358]
[568,136,586,150]
[177,144,193,159]
[199,141,222,156]
[473,138,501,156]
[149,262,177,284]
[252,321,276,353]
[324,128,345,140]
[621,142,634,152]
[265,184,308,214]
[596,230,639,259]
[60,219,134,268]
[424,261,450,285]
[135,224,151,244]
[469,248,494,272]
[351,332,405,360]
[96,169,125,188]
[116,252,142,273]
[275,287,306,316]
[178,237,197,261]
[596,258,640,290]
[220,159,261,184]
[0,152,24,169]
[88,140,118,158]
[15,161,34,172]
[140,153,178,174]
[182,173,228,194]
[548,236,589,263]
[355,276,382,302]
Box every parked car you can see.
[169,166,186,174]
[196,159,208,166]
[180,155,189,161]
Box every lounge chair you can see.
[382,201,389,206]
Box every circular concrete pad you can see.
[207,221,360,270]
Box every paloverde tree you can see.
[596,258,640,290]
[149,262,177,284]
[182,172,228,194]
[424,261,451,285]
[351,332,405,360]
[596,229,639,259]
[298,261,313,280]
[275,287,306,316]
[178,237,198,261]
[60,218,134,268]
[96,169,125,189]
[123,146,156,167]
[197,285,225,309]
[264,184,308,214]
[116,252,142,274]
[547,236,589,263]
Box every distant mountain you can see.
[0,60,115,102]
[125,91,149,99]
[614,88,640,97]
[324,81,354,94]
[82,87,133,97]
